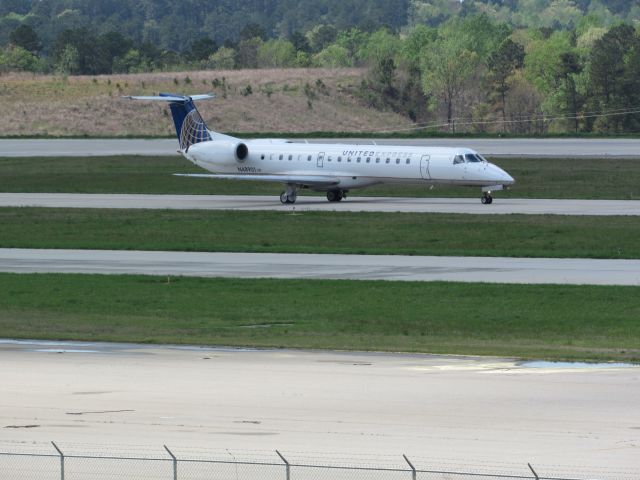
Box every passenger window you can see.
[328,156,332,162]
[386,158,390,164]
[337,156,342,162]
[279,154,283,160]
[376,158,380,163]
[453,155,464,165]
[307,155,312,161]
[288,155,293,161]
[347,157,352,162]
[261,154,265,160]
[366,157,371,163]
[396,158,400,164]
[357,157,361,163]
[406,158,410,164]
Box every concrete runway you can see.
[2,193,640,216]
[1,249,639,285]
[0,340,638,477]
[2,138,640,157]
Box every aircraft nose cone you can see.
[503,170,515,185]
[491,164,515,185]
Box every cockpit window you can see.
[465,153,481,163]
[453,155,464,165]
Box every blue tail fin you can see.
[126,93,214,151]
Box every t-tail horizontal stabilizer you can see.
[125,93,215,151]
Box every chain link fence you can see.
[0,443,619,480]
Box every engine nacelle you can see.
[235,142,248,161]
[188,140,249,165]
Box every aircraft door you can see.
[317,152,325,168]
[420,155,431,179]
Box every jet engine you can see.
[188,140,249,164]
[235,142,248,161]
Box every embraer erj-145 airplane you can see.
[128,93,514,204]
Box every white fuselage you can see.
[184,138,514,191]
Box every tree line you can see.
[1,0,639,134]
[0,0,635,53]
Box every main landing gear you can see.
[481,192,493,204]
[280,190,297,204]
[279,188,348,204]
[326,189,347,202]
[280,185,298,204]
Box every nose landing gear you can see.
[481,192,493,204]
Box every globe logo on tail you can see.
[179,109,211,151]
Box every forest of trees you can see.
[1,0,639,134]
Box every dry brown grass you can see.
[0,68,409,136]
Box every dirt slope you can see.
[1,68,409,136]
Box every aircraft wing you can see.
[174,173,341,186]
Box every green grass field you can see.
[0,273,637,361]
[1,155,639,199]
[1,208,639,258]
[1,155,638,360]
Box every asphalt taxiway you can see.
[2,138,640,157]
[1,249,638,285]
[0,340,638,476]
[2,193,639,215]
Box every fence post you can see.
[528,463,539,480]
[164,445,177,480]
[276,450,290,480]
[403,454,416,480]
[51,442,64,480]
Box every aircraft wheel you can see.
[280,191,297,204]
[326,190,337,202]
[481,194,493,205]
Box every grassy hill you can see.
[2,68,409,137]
